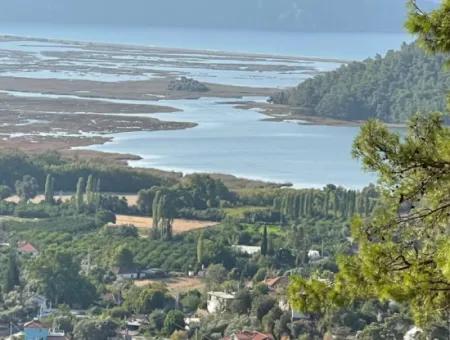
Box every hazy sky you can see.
[0,0,438,32]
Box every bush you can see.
[164,310,186,335]
[95,210,116,226]
[0,185,12,200]
[103,225,138,238]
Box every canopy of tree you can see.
[270,43,450,122]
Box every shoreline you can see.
[0,34,373,189]
[0,34,352,64]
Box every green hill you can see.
[270,43,450,123]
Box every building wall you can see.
[24,327,48,340]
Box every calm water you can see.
[83,97,376,188]
[0,25,406,187]
[0,23,412,60]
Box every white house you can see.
[308,249,321,260]
[232,245,260,255]
[207,292,235,314]
[113,266,140,280]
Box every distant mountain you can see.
[270,43,450,123]
[0,0,439,33]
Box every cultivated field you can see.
[134,277,205,295]
[115,214,218,234]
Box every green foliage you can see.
[0,151,170,193]
[163,310,185,335]
[44,174,55,204]
[95,209,116,226]
[0,185,12,200]
[180,290,201,313]
[230,289,252,315]
[205,264,227,290]
[4,250,20,293]
[340,114,450,325]
[29,250,97,307]
[288,276,338,316]
[253,295,276,321]
[260,225,268,256]
[151,188,176,240]
[75,177,85,212]
[73,318,118,340]
[197,232,204,265]
[15,175,39,202]
[113,245,134,268]
[271,43,450,122]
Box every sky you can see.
[0,0,439,32]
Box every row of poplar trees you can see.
[274,184,378,222]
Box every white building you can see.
[207,292,235,314]
[308,249,321,260]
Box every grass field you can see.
[134,276,205,295]
[115,214,218,234]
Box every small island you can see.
[168,76,210,92]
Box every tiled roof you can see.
[24,320,45,329]
[18,242,38,253]
[225,331,274,340]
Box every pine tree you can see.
[75,177,85,212]
[44,174,54,204]
[261,225,268,256]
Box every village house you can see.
[224,330,274,340]
[207,291,235,314]
[17,241,39,256]
[23,319,67,340]
[264,276,289,292]
[113,266,140,280]
[232,245,260,255]
[307,249,321,260]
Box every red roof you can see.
[225,331,274,340]
[264,276,288,289]
[18,242,38,254]
[24,320,45,329]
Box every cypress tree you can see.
[75,177,85,212]
[197,232,204,265]
[5,251,20,292]
[44,174,54,204]
[261,225,268,256]
[86,175,94,206]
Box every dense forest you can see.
[0,0,438,32]
[270,43,450,122]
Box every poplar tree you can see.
[44,174,54,204]
[86,175,95,206]
[197,232,204,265]
[75,177,85,212]
[261,225,268,256]
[5,250,20,292]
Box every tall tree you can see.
[85,175,95,206]
[261,225,268,256]
[289,114,450,327]
[15,175,39,202]
[44,174,54,204]
[197,232,204,266]
[75,177,85,212]
[4,250,20,292]
[151,189,176,240]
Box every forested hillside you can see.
[270,43,450,122]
